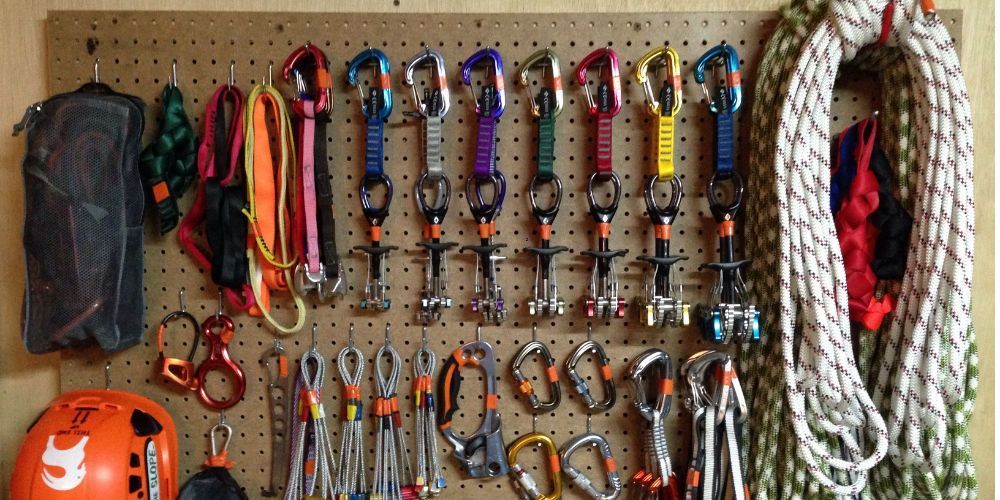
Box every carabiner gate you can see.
[519,48,563,118]
[576,47,622,117]
[347,48,393,120]
[693,43,742,114]
[404,48,450,118]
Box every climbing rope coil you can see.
[742,0,978,497]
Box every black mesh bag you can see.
[18,81,146,353]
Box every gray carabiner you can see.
[511,339,561,413]
[565,339,616,413]
[560,433,622,500]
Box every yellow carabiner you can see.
[507,432,563,500]
[635,47,682,181]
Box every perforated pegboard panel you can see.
[49,10,959,498]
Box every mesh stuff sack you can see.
[17,80,147,353]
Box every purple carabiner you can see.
[462,49,506,181]
[461,48,506,119]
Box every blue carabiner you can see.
[693,43,742,114]
[347,48,393,120]
[461,48,505,119]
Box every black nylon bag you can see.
[19,81,147,353]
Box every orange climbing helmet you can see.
[10,389,178,499]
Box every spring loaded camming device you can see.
[405,49,459,324]
[560,430,623,500]
[259,340,289,497]
[692,44,760,344]
[507,432,563,500]
[511,325,561,413]
[286,329,337,499]
[634,47,690,328]
[283,43,345,300]
[625,349,679,499]
[577,47,627,319]
[565,329,616,413]
[348,48,399,311]
[436,327,509,478]
[520,48,568,317]
[459,49,508,324]
[374,326,418,500]
[680,351,750,500]
[335,325,370,500]
[156,288,201,389]
[413,327,446,497]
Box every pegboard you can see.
[50,10,961,499]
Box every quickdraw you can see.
[177,62,254,311]
[282,42,345,300]
[243,64,307,334]
[373,326,417,500]
[625,348,679,499]
[334,325,370,500]
[565,328,616,414]
[259,340,289,497]
[436,327,508,478]
[459,48,509,325]
[680,351,749,500]
[520,48,568,317]
[507,432,563,500]
[560,429,623,500]
[404,49,458,324]
[156,288,201,389]
[412,327,446,497]
[511,326,561,413]
[577,47,627,319]
[348,48,399,311]
[634,47,690,328]
[286,328,337,499]
[693,44,759,344]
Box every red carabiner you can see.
[282,42,334,114]
[576,47,621,180]
[195,313,247,410]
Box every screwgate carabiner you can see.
[625,349,679,499]
[560,433,623,500]
[156,291,201,390]
[507,433,563,500]
[512,340,562,413]
[565,339,616,413]
[436,332,509,478]
[282,42,334,115]
[259,340,288,497]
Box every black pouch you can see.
[178,467,249,500]
[16,81,146,353]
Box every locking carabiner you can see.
[507,433,563,500]
[560,433,623,500]
[156,289,201,389]
[565,338,616,413]
[511,336,562,413]
[282,42,334,114]
[625,349,679,499]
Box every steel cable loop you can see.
[336,339,369,498]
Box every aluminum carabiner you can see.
[507,432,563,500]
[461,48,506,119]
[347,47,393,120]
[635,46,682,117]
[625,348,673,422]
[560,433,623,500]
[403,48,450,118]
[576,47,622,117]
[205,413,236,468]
[156,289,201,390]
[693,43,742,114]
[565,339,616,413]
[519,48,563,118]
[511,339,562,413]
[282,42,334,114]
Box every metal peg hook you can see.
[421,326,429,350]
[228,60,236,89]
[586,413,593,434]
[349,323,356,349]
[532,324,538,342]
[532,414,538,433]
[219,410,227,426]
[93,58,101,83]
[177,287,187,312]
[587,325,593,341]
[215,290,224,319]
[311,324,318,350]
[265,60,274,87]
[476,325,482,342]
[104,361,112,389]
[384,323,392,346]
[169,59,178,88]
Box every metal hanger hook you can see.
[178,287,187,312]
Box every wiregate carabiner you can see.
[635,46,682,118]
[512,336,562,413]
[519,48,564,118]
[693,43,742,114]
[461,48,505,119]
[565,338,616,413]
[507,433,563,500]
[625,349,679,499]
[347,48,393,120]
[576,47,622,117]
[282,42,334,114]
[560,433,623,500]
[156,289,201,390]
[404,48,451,118]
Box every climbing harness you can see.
[413,327,446,497]
[283,43,345,300]
[680,351,749,500]
[259,340,289,497]
[373,326,417,500]
[195,296,247,410]
[348,48,399,311]
[633,47,690,328]
[507,431,563,500]
[624,348,678,499]
[286,327,337,499]
[404,48,458,324]
[520,48,568,317]
[577,47,628,319]
[178,413,248,500]
[141,60,197,235]
[693,45,759,344]
[243,63,307,334]
[565,327,616,413]
[459,48,509,325]
[178,62,254,311]
[560,425,623,500]
[437,327,508,478]
[512,325,562,413]
[156,288,201,389]
[334,325,370,500]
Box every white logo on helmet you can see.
[40,435,88,491]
